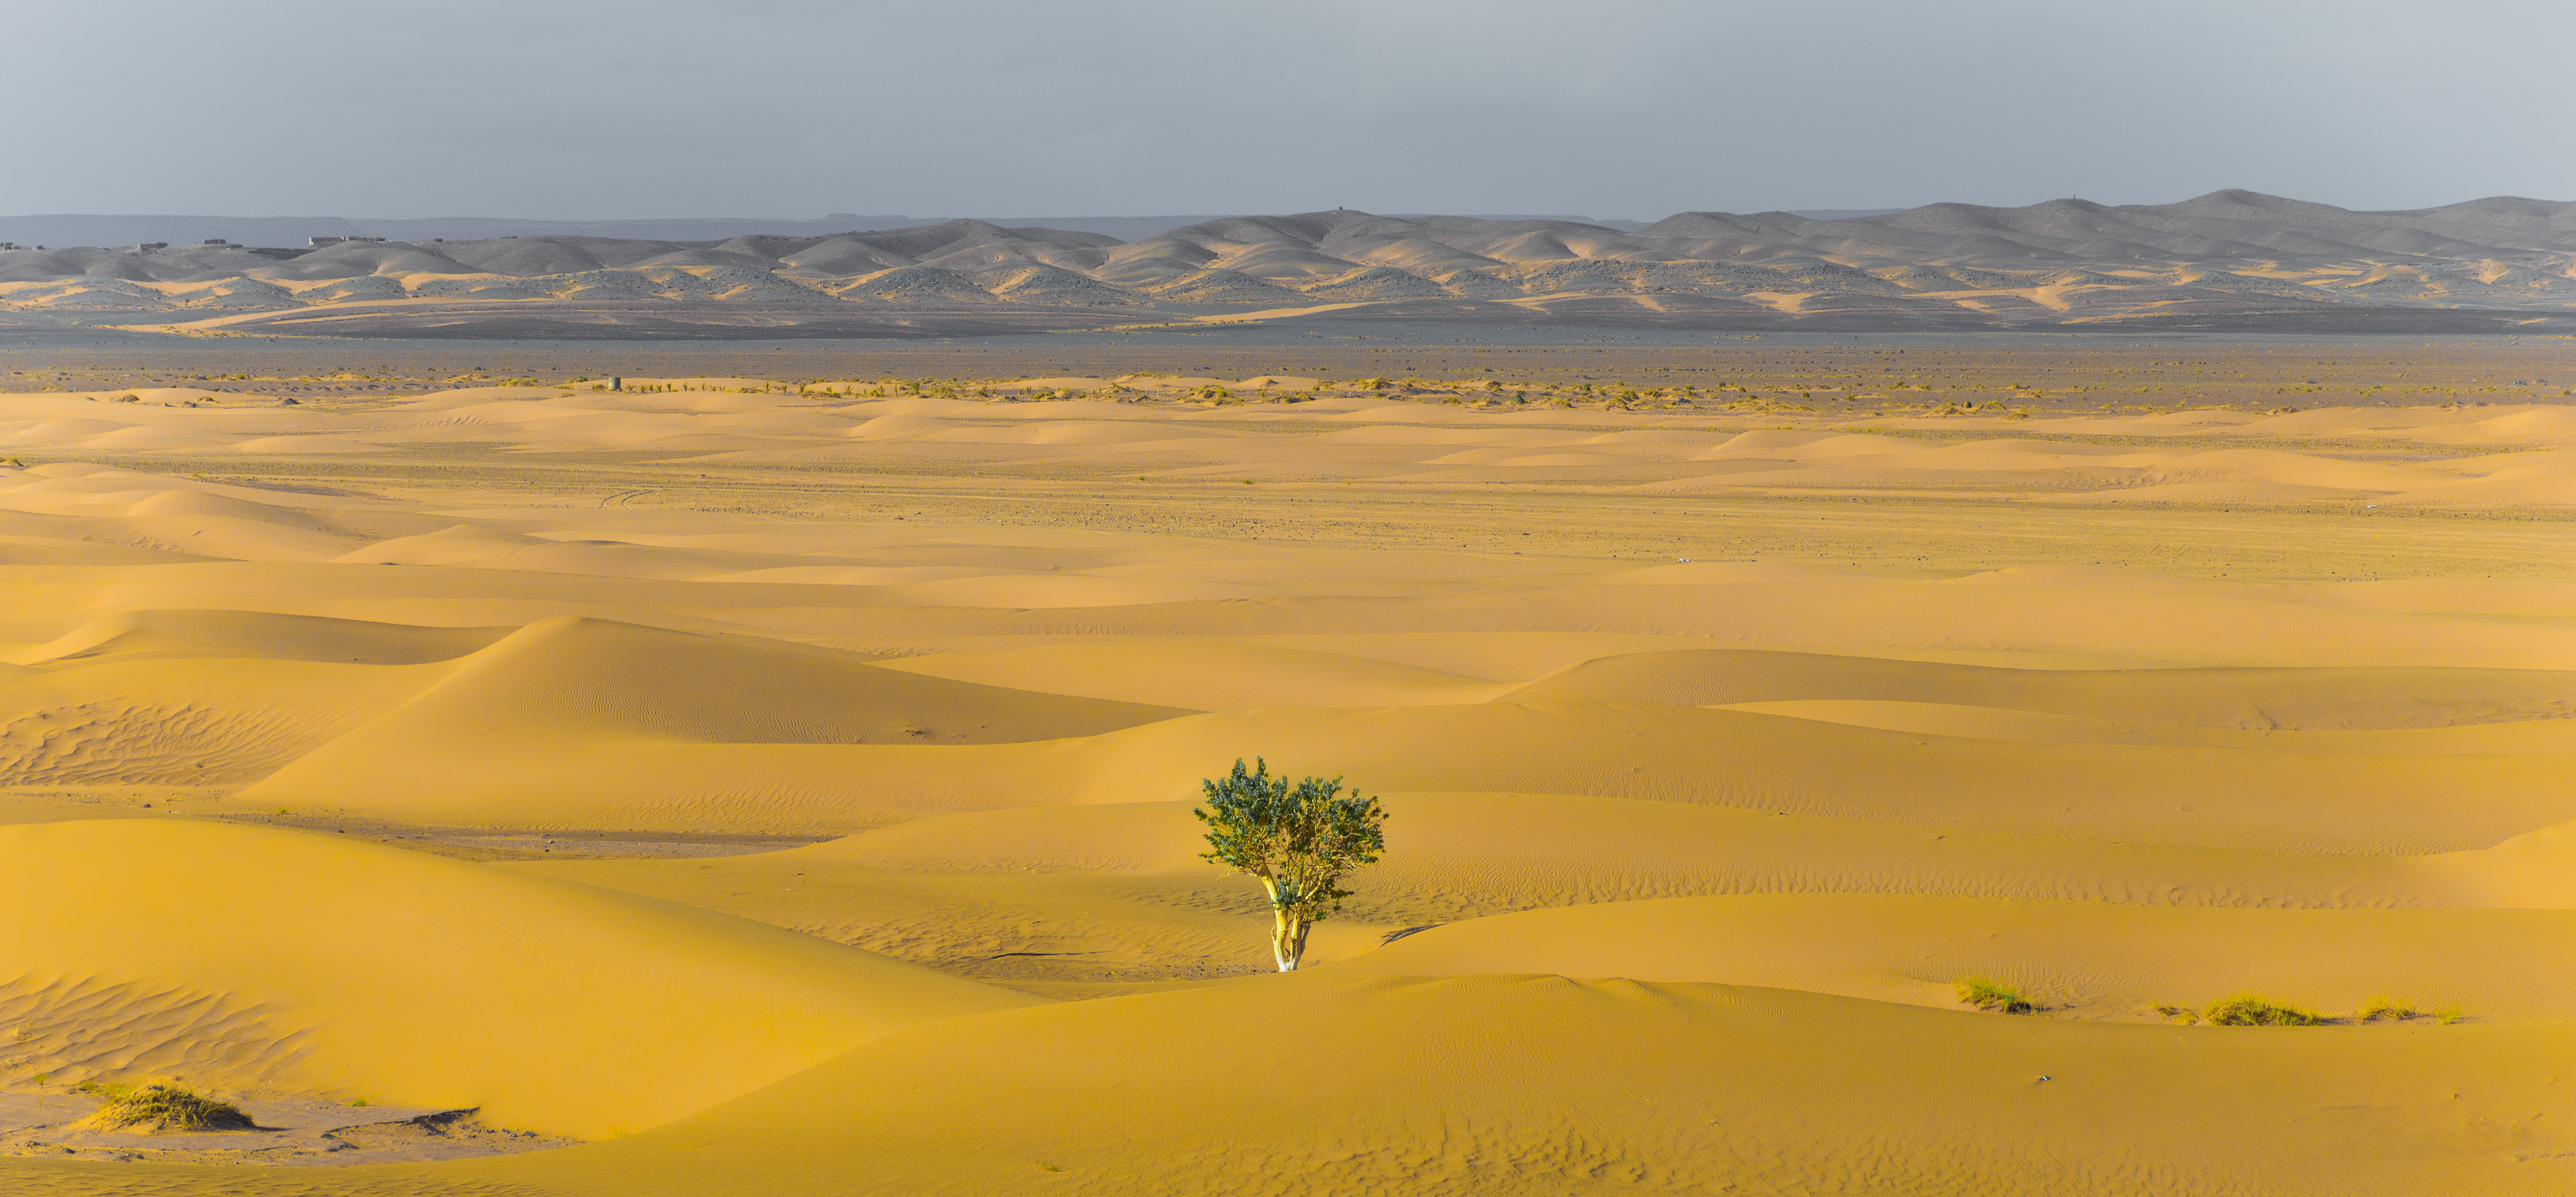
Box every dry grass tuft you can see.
[1956,977,2036,1014]
[83,1082,256,1132]
[2203,995,2322,1027]
[2356,996,2420,1022]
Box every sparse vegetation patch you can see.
[2202,995,2322,1027]
[83,1082,256,1132]
[2356,996,2419,1021]
[1956,977,2036,1014]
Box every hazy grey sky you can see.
[10,0,2569,220]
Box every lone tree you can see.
[1194,758,1388,972]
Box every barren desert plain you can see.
[3,334,2576,1195]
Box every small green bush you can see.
[84,1083,254,1131]
[1957,977,2035,1014]
[2356,996,2419,1021]
[2203,995,2321,1026]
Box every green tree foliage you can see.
[1194,758,1388,971]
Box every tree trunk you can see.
[1259,874,1317,971]
[1271,908,1315,971]
[1280,913,1312,971]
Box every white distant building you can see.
[136,242,168,251]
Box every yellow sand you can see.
[1342,893,2576,1018]
[22,978,2571,1196]
[3,383,2574,1194]
[0,821,1031,1138]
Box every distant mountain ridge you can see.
[2,193,2567,337]
[0,212,1679,248]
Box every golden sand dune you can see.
[1344,894,2576,1018]
[268,614,1184,745]
[2,376,2573,1194]
[0,821,1031,1139]
[1510,647,2576,727]
[0,657,436,786]
[524,790,2576,1001]
[1725,698,2576,752]
[234,618,1190,829]
[407,978,2576,1197]
[4,393,2574,508]
[234,698,2576,849]
[23,608,511,666]
[14,979,2570,1195]
[876,640,1513,709]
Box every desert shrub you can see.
[2203,995,2321,1026]
[1195,757,1387,972]
[84,1083,254,1131]
[1956,977,2035,1014]
[2356,996,2419,1021]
